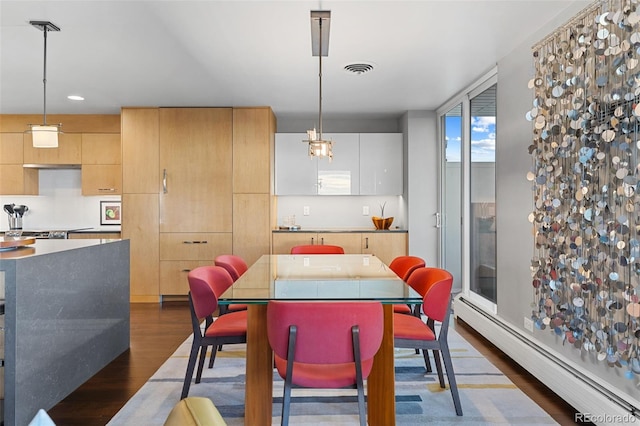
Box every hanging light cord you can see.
[42,26,49,126]
[317,17,323,141]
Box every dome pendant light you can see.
[303,10,333,161]
[27,21,62,148]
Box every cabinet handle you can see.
[365,237,369,249]
[181,269,192,272]
[321,237,324,245]
[311,237,314,245]
[163,169,168,194]
[98,188,116,192]
[435,212,442,228]
[182,240,208,244]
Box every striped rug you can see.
[107,322,557,425]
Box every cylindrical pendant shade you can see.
[31,125,59,148]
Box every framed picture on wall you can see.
[100,201,122,225]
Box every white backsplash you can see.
[0,169,120,231]
[276,195,405,229]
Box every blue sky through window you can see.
[445,115,496,162]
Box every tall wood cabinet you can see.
[122,106,276,302]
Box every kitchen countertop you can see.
[0,238,116,260]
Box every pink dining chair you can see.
[211,254,249,362]
[393,267,462,416]
[290,244,345,254]
[389,255,426,315]
[181,266,247,399]
[267,301,384,426]
[214,254,249,313]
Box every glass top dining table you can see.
[219,253,422,304]
[224,254,420,426]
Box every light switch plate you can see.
[303,206,310,216]
[363,206,369,215]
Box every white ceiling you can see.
[0,0,590,120]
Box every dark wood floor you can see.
[48,302,587,425]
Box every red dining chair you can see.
[290,244,345,254]
[389,255,426,315]
[393,267,462,416]
[214,254,249,313]
[211,254,249,360]
[181,266,247,399]
[267,301,384,426]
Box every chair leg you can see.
[423,348,432,371]
[281,377,292,426]
[181,342,201,399]
[356,378,366,426]
[440,342,463,416]
[195,344,209,383]
[430,349,445,388]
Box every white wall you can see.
[401,111,439,267]
[0,169,120,231]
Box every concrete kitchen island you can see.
[0,238,130,426]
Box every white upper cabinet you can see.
[275,133,318,195]
[359,133,403,195]
[275,132,403,195]
[316,133,359,195]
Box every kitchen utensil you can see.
[12,205,28,216]
[4,204,14,215]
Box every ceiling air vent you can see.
[344,63,374,75]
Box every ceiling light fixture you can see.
[304,10,333,161]
[27,21,62,148]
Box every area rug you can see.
[107,322,558,425]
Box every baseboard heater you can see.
[454,295,639,425]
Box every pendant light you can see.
[303,11,333,161]
[28,21,62,148]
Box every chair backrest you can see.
[388,255,426,281]
[214,254,248,282]
[267,301,383,364]
[417,268,453,323]
[187,266,235,319]
[290,244,345,254]
[406,266,448,297]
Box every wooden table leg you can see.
[367,304,396,425]
[244,304,272,425]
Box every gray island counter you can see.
[0,238,130,426]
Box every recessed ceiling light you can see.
[67,95,84,101]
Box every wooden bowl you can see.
[372,216,394,230]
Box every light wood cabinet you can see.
[159,108,233,233]
[361,232,408,265]
[122,193,160,302]
[272,232,363,254]
[0,133,37,195]
[122,106,276,300]
[272,231,407,264]
[81,133,121,164]
[23,133,82,164]
[122,108,159,194]
[232,107,276,266]
[81,165,122,195]
[159,232,232,295]
[233,108,274,194]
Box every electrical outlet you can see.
[524,317,534,332]
[303,206,310,216]
[363,206,370,215]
